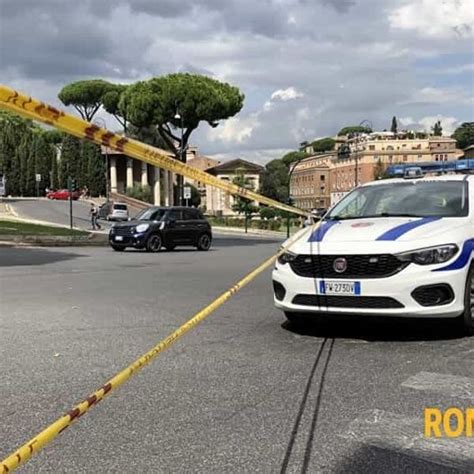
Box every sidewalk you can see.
[212,225,295,239]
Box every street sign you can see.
[35,174,41,182]
[183,186,192,200]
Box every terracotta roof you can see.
[206,158,264,174]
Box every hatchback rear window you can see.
[114,204,127,210]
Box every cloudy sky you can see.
[1,0,473,163]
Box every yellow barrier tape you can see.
[0,84,309,217]
[0,226,315,472]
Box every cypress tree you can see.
[51,145,59,190]
[34,133,54,194]
[59,135,81,188]
[391,116,398,134]
[86,143,105,196]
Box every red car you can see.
[46,189,80,200]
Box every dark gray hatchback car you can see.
[109,206,212,252]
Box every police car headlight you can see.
[397,244,458,265]
[136,223,150,233]
[278,250,297,265]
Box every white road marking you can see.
[340,409,474,471]
[402,372,474,402]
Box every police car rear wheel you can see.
[458,265,473,336]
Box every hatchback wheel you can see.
[197,233,211,251]
[146,234,162,253]
[457,265,473,335]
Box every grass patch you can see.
[0,220,88,236]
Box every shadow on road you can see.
[0,247,86,267]
[334,445,468,474]
[213,236,282,247]
[111,236,282,253]
[282,314,466,342]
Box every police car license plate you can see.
[114,235,123,241]
[319,281,361,295]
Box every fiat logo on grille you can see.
[333,257,347,273]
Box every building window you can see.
[320,175,325,181]
[369,145,375,150]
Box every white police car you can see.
[273,173,473,334]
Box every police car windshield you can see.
[326,181,469,220]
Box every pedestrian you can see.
[303,215,313,228]
[90,203,101,230]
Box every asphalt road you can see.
[6,198,117,230]
[0,237,473,473]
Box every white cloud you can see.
[210,148,291,165]
[207,87,305,146]
[389,0,474,38]
[271,86,304,101]
[399,115,460,135]
[207,114,260,144]
[400,86,474,105]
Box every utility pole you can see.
[68,176,73,229]
[353,119,372,189]
[287,155,308,238]
[93,118,109,203]
[174,110,185,206]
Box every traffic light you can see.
[71,179,77,192]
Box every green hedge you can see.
[125,184,153,204]
[208,217,294,231]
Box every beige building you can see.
[290,153,332,210]
[291,133,462,207]
[104,147,176,206]
[105,145,219,207]
[186,153,220,205]
[331,134,460,204]
[205,158,264,216]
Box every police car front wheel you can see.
[458,265,474,336]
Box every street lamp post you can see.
[174,111,185,206]
[286,155,308,238]
[353,119,372,188]
[94,118,109,203]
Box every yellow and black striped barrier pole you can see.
[0,225,316,473]
[0,84,309,218]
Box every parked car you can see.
[273,172,474,334]
[312,207,327,218]
[98,202,110,220]
[107,202,129,221]
[109,206,212,252]
[46,189,80,200]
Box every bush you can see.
[208,216,283,231]
[259,207,277,220]
[125,184,153,203]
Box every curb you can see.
[0,233,108,247]
[4,203,18,217]
[212,226,292,238]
